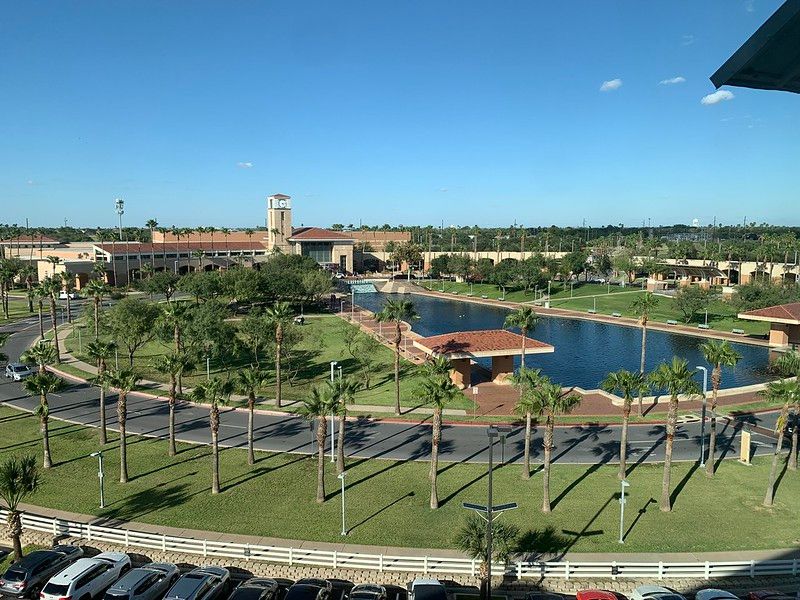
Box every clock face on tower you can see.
[277,199,287,208]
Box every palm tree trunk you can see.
[521,328,527,365]
[637,324,647,416]
[316,418,327,503]
[40,406,52,469]
[542,418,552,513]
[119,395,128,483]
[430,408,441,509]
[706,381,720,476]
[50,298,61,364]
[523,412,531,479]
[660,394,678,512]
[619,404,630,479]
[211,406,220,494]
[247,393,255,465]
[275,338,283,408]
[98,360,107,445]
[763,403,788,507]
[66,295,72,324]
[94,297,100,339]
[8,511,23,560]
[26,280,33,313]
[37,300,44,340]
[337,413,346,474]
[169,374,177,457]
[789,406,798,471]
[394,323,401,415]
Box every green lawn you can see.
[61,314,474,411]
[2,404,798,553]
[417,281,636,302]
[1,296,33,324]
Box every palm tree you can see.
[21,341,57,375]
[532,379,581,512]
[106,368,140,483]
[0,454,39,560]
[189,377,233,494]
[375,298,418,415]
[83,278,109,339]
[453,514,519,600]
[330,375,360,474]
[61,271,75,323]
[298,385,336,503]
[32,284,46,340]
[220,227,230,257]
[510,366,543,479]
[21,264,36,313]
[152,352,194,457]
[771,350,800,471]
[145,219,158,270]
[23,372,66,469]
[86,340,117,445]
[630,292,660,416]
[503,306,539,362]
[699,340,742,476]
[235,366,269,465]
[264,302,294,408]
[160,301,188,392]
[648,358,700,512]
[414,366,462,509]
[760,379,797,507]
[601,369,649,479]
[41,277,61,363]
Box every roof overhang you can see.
[711,0,800,94]
[413,330,555,360]
[737,312,800,325]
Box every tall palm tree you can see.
[298,385,336,503]
[532,379,581,513]
[700,340,742,476]
[235,366,269,465]
[23,372,66,469]
[0,454,39,561]
[601,369,649,479]
[220,227,230,257]
[32,284,46,340]
[41,277,61,363]
[375,298,418,415]
[86,340,117,445]
[106,368,140,483]
[159,301,188,392]
[152,352,194,457]
[760,379,797,507]
[648,358,700,512]
[60,271,75,323]
[771,350,800,471]
[83,278,109,339]
[21,341,57,375]
[330,375,361,474]
[145,219,158,270]
[503,306,539,362]
[510,366,543,479]
[189,377,233,494]
[453,514,519,600]
[630,292,660,416]
[21,264,36,313]
[264,302,294,408]
[414,366,462,509]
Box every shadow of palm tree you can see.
[98,482,191,523]
[669,461,699,509]
[347,491,416,533]
[516,525,571,561]
[551,440,618,510]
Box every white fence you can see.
[5,509,800,580]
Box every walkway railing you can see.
[5,509,800,580]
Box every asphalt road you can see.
[0,313,783,466]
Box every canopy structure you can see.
[413,329,554,388]
[711,0,800,94]
[738,302,800,347]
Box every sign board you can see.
[739,429,752,465]
[473,386,479,395]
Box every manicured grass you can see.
[417,281,635,302]
[3,404,798,553]
[61,315,474,411]
[1,297,34,324]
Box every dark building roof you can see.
[95,241,267,254]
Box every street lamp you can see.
[114,198,124,241]
[330,361,337,463]
[618,479,630,544]
[90,451,105,508]
[696,366,708,467]
[485,425,512,600]
[338,471,348,536]
[173,260,179,274]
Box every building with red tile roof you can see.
[739,302,800,347]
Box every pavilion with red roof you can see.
[738,302,800,348]
[413,329,554,389]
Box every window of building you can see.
[301,242,332,264]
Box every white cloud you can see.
[438,188,448,193]
[236,161,253,168]
[659,76,686,85]
[744,0,755,12]
[600,78,623,92]
[681,34,695,46]
[700,89,735,105]
[26,179,35,185]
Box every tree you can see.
[297,385,336,503]
[771,350,800,471]
[630,292,660,416]
[673,285,710,323]
[239,309,272,365]
[60,271,75,323]
[107,297,161,366]
[0,454,39,561]
[330,375,361,474]
[40,277,61,364]
[532,380,581,512]
[32,284,46,340]
[189,377,234,494]
[152,352,194,457]
[510,367,544,479]
[21,341,57,375]
[22,372,66,468]
[375,298,418,415]
[106,368,140,483]
[83,278,109,339]
[561,250,588,281]
[760,379,796,507]
[301,270,332,305]
[339,323,383,390]
[648,358,700,512]
[145,219,159,269]
[140,271,179,303]
[86,340,116,445]
[453,514,519,600]
[699,340,742,476]
[264,302,294,408]
[503,306,539,360]
[235,366,269,465]
[601,369,649,479]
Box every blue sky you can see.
[2,1,797,229]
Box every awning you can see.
[710,0,800,94]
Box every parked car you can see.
[408,580,446,600]
[283,583,331,600]
[576,592,619,600]
[103,563,179,600]
[228,579,280,600]
[748,593,793,600]
[327,581,353,600]
[5,362,34,381]
[40,552,131,600]
[294,581,331,593]
[0,546,83,599]
[524,594,564,600]
[59,291,79,300]
[695,591,739,600]
[631,586,686,600]
[163,567,230,600]
[349,585,387,600]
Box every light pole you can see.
[173,260,179,274]
[338,471,348,536]
[618,479,630,543]
[90,451,105,508]
[206,355,211,380]
[485,425,512,600]
[696,366,708,467]
[114,198,124,241]
[330,361,337,463]
[351,287,355,321]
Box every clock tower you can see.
[267,194,292,252]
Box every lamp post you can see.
[173,260,178,274]
[695,366,708,467]
[338,471,348,536]
[330,361,337,463]
[484,425,512,600]
[90,451,105,508]
[114,198,124,241]
[618,479,630,543]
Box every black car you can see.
[0,545,83,599]
[228,579,280,600]
[349,585,386,600]
[163,567,231,600]
[284,584,331,600]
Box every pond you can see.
[353,292,772,391]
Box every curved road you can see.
[0,315,783,466]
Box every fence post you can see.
[245,544,250,561]
[704,561,710,580]
[611,561,617,581]
[203,540,208,558]
[87,523,92,542]
[288,547,293,567]
[516,562,522,580]
[162,534,166,552]
[793,559,798,577]
[52,517,57,537]
[564,561,570,581]
[124,529,129,548]
[333,551,337,570]
[750,560,755,578]
[658,562,664,580]
[379,554,383,573]
[424,556,429,576]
